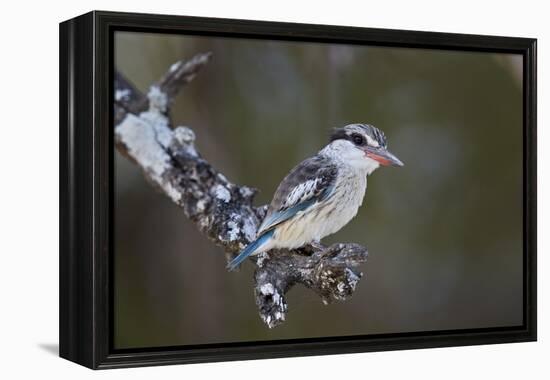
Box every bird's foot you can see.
[310,240,326,252]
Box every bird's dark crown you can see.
[330,123,387,148]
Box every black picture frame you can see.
[59,10,537,369]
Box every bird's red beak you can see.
[365,147,404,167]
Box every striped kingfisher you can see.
[227,123,403,271]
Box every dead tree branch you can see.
[114,52,369,328]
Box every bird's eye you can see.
[351,134,364,146]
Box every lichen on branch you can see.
[114,52,369,328]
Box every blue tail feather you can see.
[227,230,274,271]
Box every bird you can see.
[227,123,403,271]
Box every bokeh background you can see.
[114,31,523,349]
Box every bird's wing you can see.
[257,155,338,235]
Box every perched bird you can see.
[227,123,403,271]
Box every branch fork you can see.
[114,52,369,328]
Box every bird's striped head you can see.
[326,123,403,172]
[330,123,388,150]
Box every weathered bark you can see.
[114,52,369,328]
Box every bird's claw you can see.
[310,240,326,252]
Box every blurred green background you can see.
[114,31,523,349]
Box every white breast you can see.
[271,167,367,249]
[317,169,367,238]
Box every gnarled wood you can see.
[114,52,369,328]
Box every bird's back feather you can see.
[257,155,338,235]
